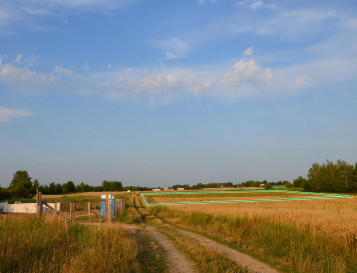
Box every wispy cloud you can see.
[289,75,313,90]
[0,61,58,90]
[238,0,275,11]
[0,106,32,122]
[152,37,191,60]
[243,46,254,56]
[1,45,356,103]
[0,0,138,32]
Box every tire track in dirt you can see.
[177,229,279,273]
[133,196,197,273]
[145,225,197,273]
[136,194,281,273]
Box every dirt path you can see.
[82,221,197,273]
[177,228,279,273]
[145,225,197,273]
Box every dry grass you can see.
[153,222,248,273]
[146,192,315,204]
[168,196,357,243]
[0,214,139,273]
[149,194,357,273]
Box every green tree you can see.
[307,160,356,193]
[293,176,307,188]
[0,187,12,201]
[62,181,75,193]
[32,179,40,195]
[194,183,204,189]
[67,181,76,193]
[9,170,33,198]
[102,181,123,191]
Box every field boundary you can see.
[140,190,353,206]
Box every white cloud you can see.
[154,37,191,59]
[250,1,274,10]
[221,59,273,94]
[0,106,32,122]
[1,51,356,103]
[197,0,216,5]
[0,62,57,89]
[238,0,275,10]
[0,0,138,32]
[289,74,313,90]
[54,65,73,78]
[243,46,254,56]
[15,54,22,63]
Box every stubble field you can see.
[148,191,357,273]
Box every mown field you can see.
[148,192,357,273]
[144,191,319,204]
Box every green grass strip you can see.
[141,190,353,206]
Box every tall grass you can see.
[150,206,357,273]
[0,215,139,273]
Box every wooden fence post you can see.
[106,195,111,223]
[88,202,91,221]
[55,202,58,216]
[36,190,42,217]
[69,202,73,222]
[59,201,62,217]
[114,197,117,217]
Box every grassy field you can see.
[0,214,165,273]
[145,191,318,204]
[148,193,357,273]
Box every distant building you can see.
[152,188,161,191]
[0,202,60,214]
[177,188,184,191]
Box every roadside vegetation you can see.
[0,214,163,273]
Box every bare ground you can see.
[145,225,197,273]
[177,229,279,273]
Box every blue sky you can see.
[1,0,356,187]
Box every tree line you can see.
[0,171,149,200]
[167,160,357,193]
[1,159,356,200]
[304,160,357,192]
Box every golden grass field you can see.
[145,192,317,204]
[149,192,357,273]
[164,195,357,241]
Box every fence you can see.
[36,190,125,222]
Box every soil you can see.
[177,229,280,273]
[145,225,197,273]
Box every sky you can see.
[1,0,357,188]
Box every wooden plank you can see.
[69,203,73,222]
[36,189,40,217]
[88,202,91,221]
[44,199,101,203]
[42,202,56,212]
[106,195,111,222]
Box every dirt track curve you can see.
[145,225,197,273]
[134,195,281,273]
[177,229,279,273]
